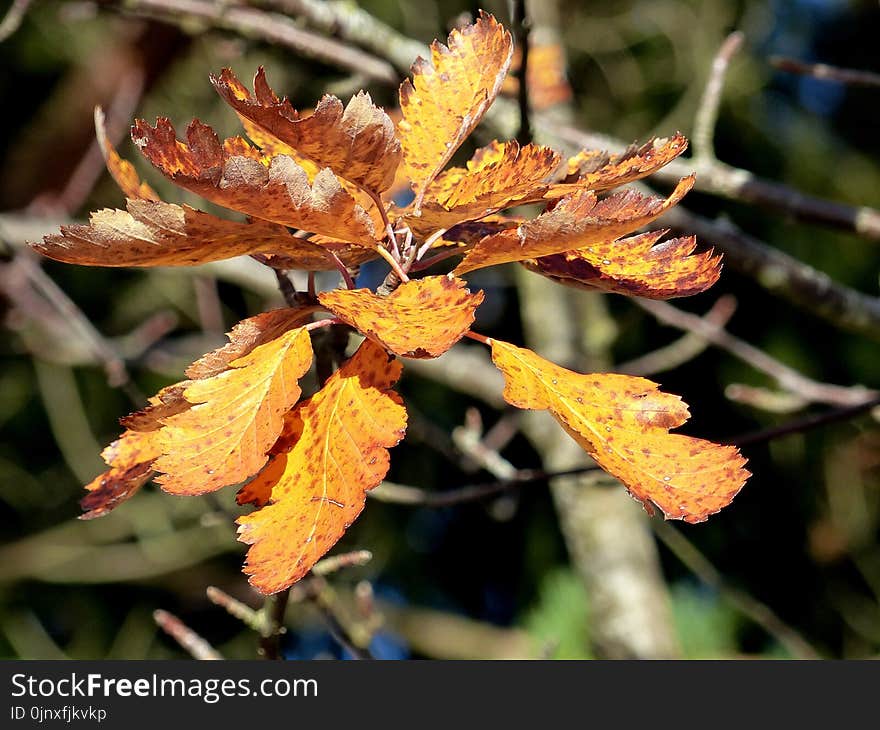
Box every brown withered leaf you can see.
[154,327,313,496]
[454,175,695,274]
[34,199,348,269]
[80,429,164,520]
[522,229,722,299]
[490,339,750,522]
[95,107,159,201]
[213,67,402,193]
[186,306,319,380]
[404,140,561,234]
[555,134,689,193]
[237,339,407,594]
[131,118,377,243]
[120,382,192,432]
[319,276,484,358]
[398,11,513,210]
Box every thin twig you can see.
[770,56,880,88]
[510,0,533,145]
[273,268,298,307]
[651,520,822,659]
[692,31,744,160]
[301,577,374,659]
[312,550,373,576]
[257,591,290,660]
[731,395,880,448]
[11,251,142,402]
[104,0,398,84]
[0,0,33,43]
[370,465,602,507]
[633,297,877,406]
[153,609,223,660]
[206,586,267,634]
[617,295,738,376]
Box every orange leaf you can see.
[237,338,407,594]
[186,306,319,380]
[318,276,484,358]
[523,229,722,299]
[80,429,163,520]
[453,175,695,274]
[34,199,348,269]
[398,12,513,209]
[213,67,402,193]
[555,134,689,193]
[154,327,313,495]
[490,339,749,522]
[131,118,377,243]
[94,107,159,201]
[403,140,561,234]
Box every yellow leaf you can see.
[402,140,561,235]
[154,327,313,495]
[454,175,695,274]
[490,338,749,522]
[237,339,407,594]
[94,106,159,201]
[553,134,689,194]
[319,276,483,358]
[522,229,722,299]
[397,11,513,210]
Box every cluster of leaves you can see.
[36,13,749,595]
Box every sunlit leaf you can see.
[237,339,407,593]
[454,175,695,274]
[490,338,749,522]
[397,11,513,210]
[131,118,377,242]
[154,327,313,495]
[523,229,722,299]
[319,276,483,358]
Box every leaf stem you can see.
[463,330,492,346]
[375,245,410,283]
[324,250,357,289]
[305,317,342,331]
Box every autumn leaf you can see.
[131,118,377,243]
[398,11,513,210]
[120,382,192,432]
[154,327,313,496]
[554,134,689,194]
[186,306,319,380]
[319,276,484,358]
[453,175,695,274]
[522,229,722,299]
[403,140,561,234]
[213,67,401,193]
[490,338,749,522]
[237,338,407,594]
[34,199,354,269]
[80,429,163,520]
[94,106,159,201]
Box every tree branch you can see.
[103,0,398,84]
